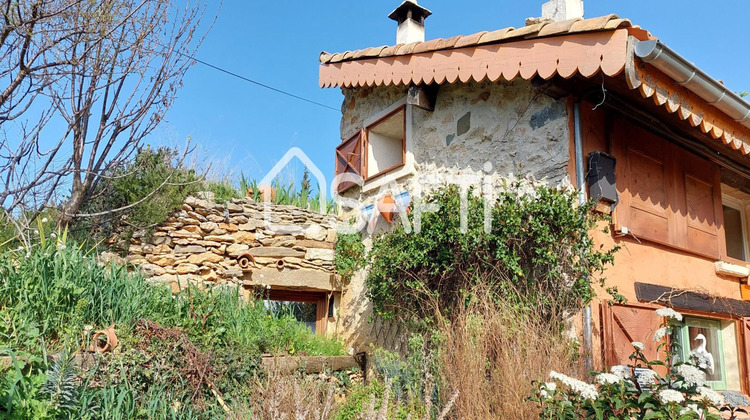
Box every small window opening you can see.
[366,107,405,179]
[723,204,746,260]
[327,294,335,318]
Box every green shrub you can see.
[72,146,202,250]
[366,182,620,321]
[0,238,345,418]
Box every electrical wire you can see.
[181,52,340,112]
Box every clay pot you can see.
[89,327,118,353]
[247,185,276,202]
[238,253,255,270]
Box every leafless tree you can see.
[0,0,207,227]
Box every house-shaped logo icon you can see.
[258,147,329,234]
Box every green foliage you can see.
[740,92,749,98]
[204,179,241,203]
[73,146,201,249]
[366,183,620,321]
[41,351,78,412]
[0,237,345,418]
[335,232,366,281]
[530,310,724,419]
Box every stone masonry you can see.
[124,195,340,295]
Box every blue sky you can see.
[159,1,750,189]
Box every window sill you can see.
[714,260,750,278]
[362,162,414,193]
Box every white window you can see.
[365,106,406,180]
[722,192,750,261]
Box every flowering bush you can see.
[529,308,728,419]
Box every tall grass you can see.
[433,285,583,419]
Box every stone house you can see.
[320,0,750,394]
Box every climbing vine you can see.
[366,181,622,321]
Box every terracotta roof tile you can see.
[320,15,632,64]
[537,18,582,37]
[455,31,487,48]
[477,28,514,45]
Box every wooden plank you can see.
[634,282,750,317]
[261,355,365,375]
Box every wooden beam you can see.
[634,282,750,318]
[407,84,438,111]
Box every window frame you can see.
[266,289,329,335]
[363,104,407,182]
[677,317,728,390]
[721,194,750,262]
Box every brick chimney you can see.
[388,1,432,44]
[542,0,584,22]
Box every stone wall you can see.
[124,196,339,295]
[335,79,573,351]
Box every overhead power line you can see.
[183,53,340,112]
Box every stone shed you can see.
[124,195,343,335]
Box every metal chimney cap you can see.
[388,1,432,24]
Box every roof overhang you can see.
[320,29,630,89]
[625,38,750,157]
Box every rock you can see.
[211,244,227,255]
[226,202,243,213]
[147,255,176,266]
[183,225,203,234]
[199,222,219,232]
[196,240,222,248]
[185,196,210,209]
[207,214,225,223]
[229,215,248,224]
[226,243,250,257]
[238,220,264,231]
[170,229,201,239]
[326,229,337,243]
[270,236,296,247]
[153,245,172,253]
[187,211,207,222]
[174,245,207,254]
[295,239,334,250]
[223,267,243,278]
[175,263,200,274]
[219,223,238,232]
[204,234,236,243]
[304,224,327,241]
[127,256,147,265]
[233,231,256,244]
[98,252,126,266]
[187,252,224,265]
[200,269,218,282]
[305,248,335,262]
[140,263,166,277]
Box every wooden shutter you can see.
[675,148,723,259]
[335,130,364,193]
[602,303,666,374]
[741,318,750,394]
[612,118,675,245]
[612,116,723,258]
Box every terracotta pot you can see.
[248,185,276,202]
[238,253,255,270]
[89,327,118,353]
[275,259,285,270]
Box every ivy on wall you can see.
[364,182,622,321]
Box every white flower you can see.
[50,232,57,238]
[56,243,66,250]
[653,327,668,342]
[549,371,599,400]
[632,341,645,350]
[610,365,631,379]
[697,386,724,406]
[680,404,702,416]
[676,364,705,387]
[41,217,48,223]
[540,382,556,399]
[595,373,621,385]
[656,307,683,321]
[658,389,685,404]
[636,369,659,384]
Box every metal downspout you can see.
[573,100,593,373]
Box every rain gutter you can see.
[635,39,750,130]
